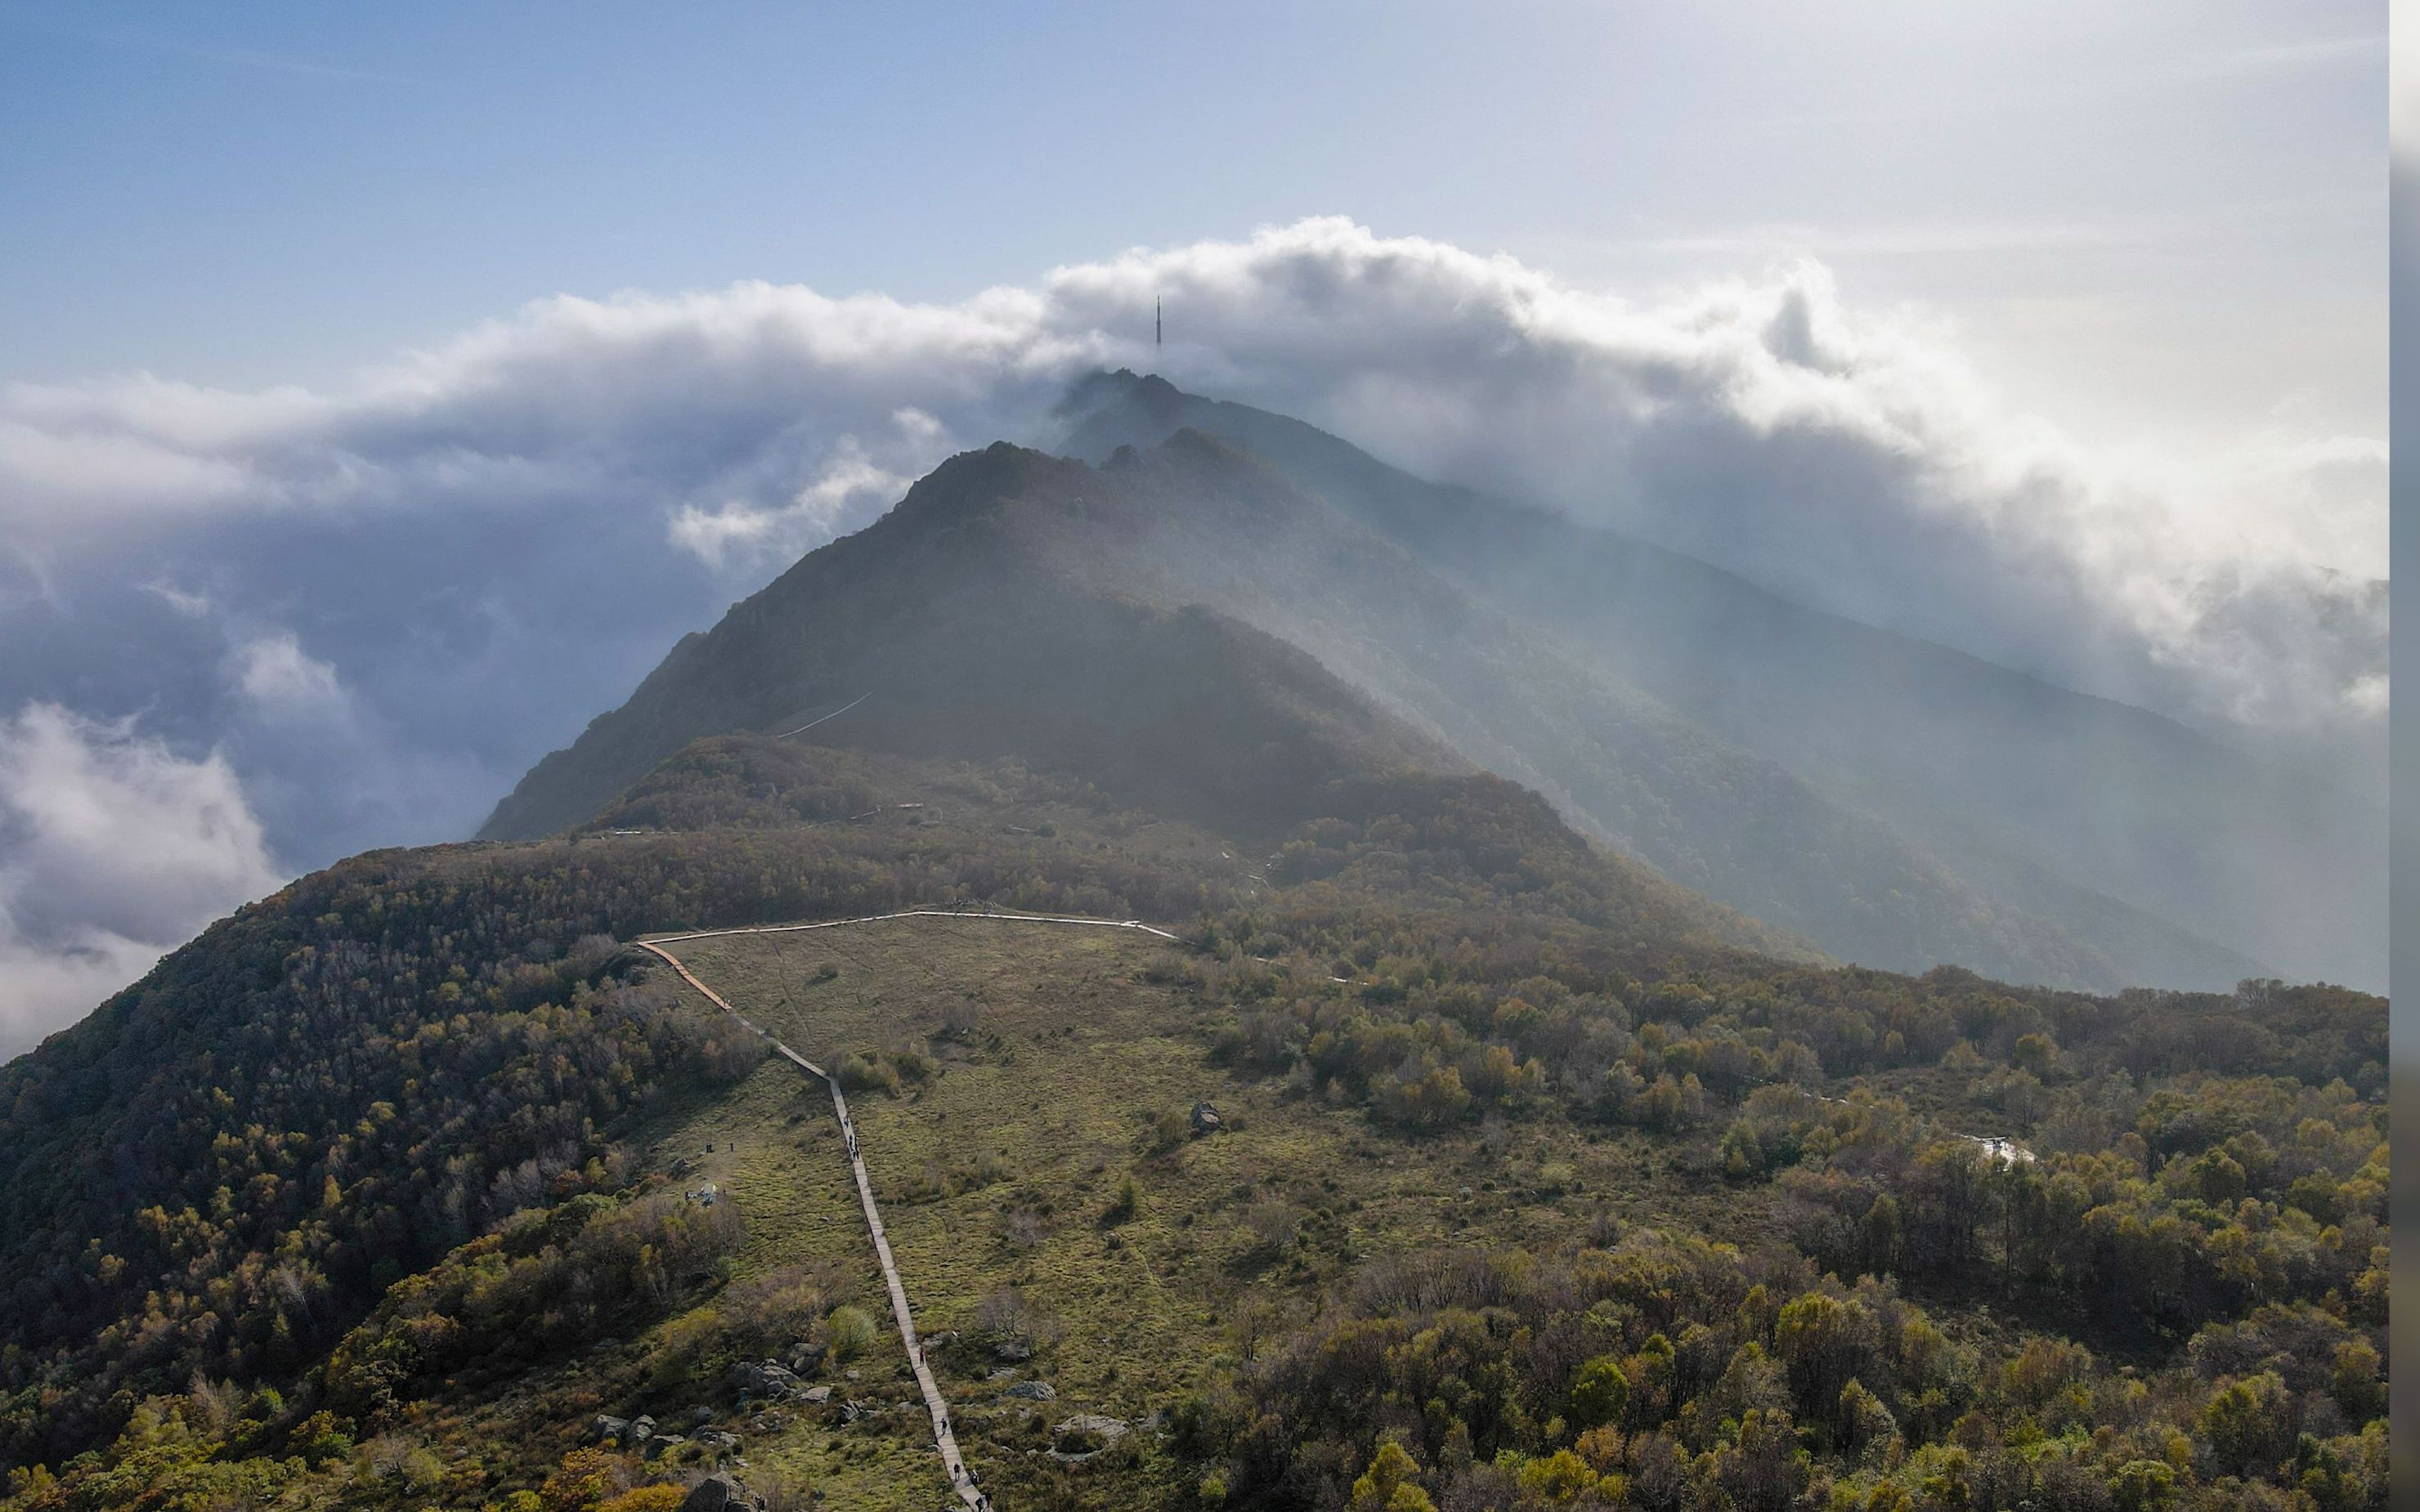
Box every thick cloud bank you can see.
[0,705,284,1058]
[5,220,2382,741]
[0,217,2384,1046]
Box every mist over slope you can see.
[482,414,2322,993]
[1055,373,2379,991]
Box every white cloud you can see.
[667,427,930,570]
[231,632,350,721]
[0,704,285,1058]
[0,217,2384,752]
[142,579,215,616]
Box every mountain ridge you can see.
[1055,372,2376,990]
[484,414,2300,992]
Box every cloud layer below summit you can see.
[0,217,2386,1046]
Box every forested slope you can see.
[0,732,2386,1511]
[0,727,1777,1474]
[0,756,1218,1469]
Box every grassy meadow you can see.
[642,915,1770,1509]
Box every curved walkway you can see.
[634,908,1182,1510]
[649,906,1183,946]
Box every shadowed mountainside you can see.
[485,444,1459,848]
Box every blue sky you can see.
[0,1,2385,453]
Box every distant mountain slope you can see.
[491,425,2238,991]
[1026,427,2247,991]
[484,445,1457,847]
[482,445,1784,960]
[1059,372,2376,991]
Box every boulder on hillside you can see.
[1190,1101,1222,1134]
[727,1360,800,1398]
[1049,1413,1131,1461]
[679,1474,744,1512]
[782,1340,827,1376]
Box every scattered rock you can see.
[621,1416,657,1447]
[839,1399,872,1425]
[688,1183,721,1207]
[991,1338,1033,1363]
[1003,1380,1056,1401]
[986,1367,1019,1382]
[726,1361,800,1398]
[642,1434,685,1460]
[749,1410,788,1433]
[800,1385,832,1405]
[589,1415,630,1446]
[669,1156,695,1178]
[695,1429,741,1452]
[1190,1101,1222,1135]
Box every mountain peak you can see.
[860,439,1122,548]
[1061,365,1181,408]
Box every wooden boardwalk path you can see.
[633,909,1182,1510]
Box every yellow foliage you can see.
[538,1447,635,1512]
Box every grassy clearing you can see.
[633,1054,948,1507]
[647,915,1770,1508]
[348,915,2015,1510]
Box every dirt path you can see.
[634,909,1182,1510]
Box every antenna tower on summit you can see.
[1155,297,1162,347]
